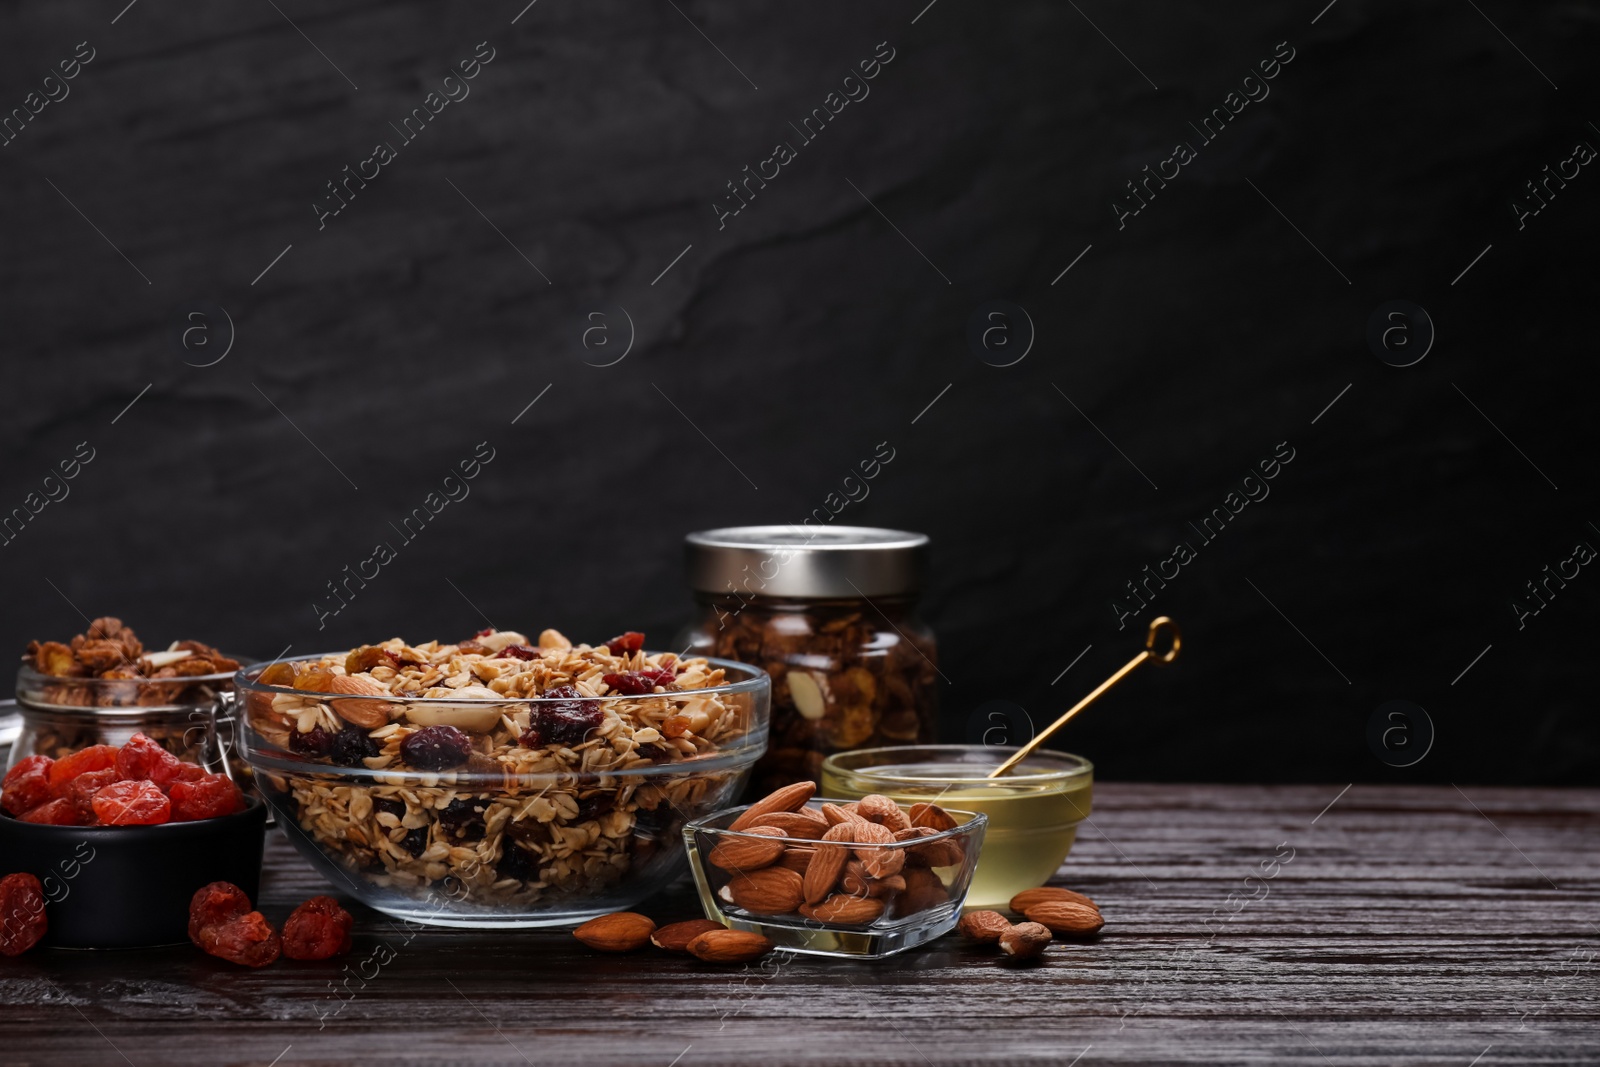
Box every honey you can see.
[821,745,1092,909]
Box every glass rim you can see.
[18,661,242,688]
[821,744,1094,786]
[233,651,770,705]
[686,798,985,847]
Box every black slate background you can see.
[1,1,1595,785]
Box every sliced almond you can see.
[786,671,827,720]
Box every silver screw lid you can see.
[685,525,929,599]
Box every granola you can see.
[21,617,240,708]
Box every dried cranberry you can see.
[115,733,185,787]
[494,644,540,660]
[2,755,54,816]
[576,793,614,822]
[330,727,380,767]
[401,826,429,856]
[188,881,252,941]
[47,745,118,788]
[170,774,244,822]
[0,873,48,956]
[282,896,354,960]
[289,726,335,757]
[17,798,80,825]
[605,631,645,656]
[195,911,281,967]
[437,798,488,842]
[475,627,494,638]
[520,686,603,749]
[92,779,171,825]
[602,668,674,695]
[373,797,406,821]
[497,841,539,882]
[400,726,472,771]
[64,768,121,822]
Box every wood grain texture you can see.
[2,783,1594,1065]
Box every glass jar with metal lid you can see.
[677,525,939,793]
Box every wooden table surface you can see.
[3,783,1596,1066]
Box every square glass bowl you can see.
[684,799,986,958]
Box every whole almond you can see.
[908,802,958,833]
[1025,900,1104,936]
[846,822,904,879]
[957,910,1013,944]
[803,833,852,904]
[573,912,656,952]
[778,846,816,873]
[687,929,774,963]
[857,794,912,832]
[801,894,884,924]
[727,866,805,914]
[329,673,392,728]
[752,811,827,840]
[708,826,787,872]
[820,802,862,828]
[1009,887,1099,914]
[840,861,905,899]
[909,837,965,869]
[729,782,816,832]
[650,919,725,952]
[999,921,1052,961]
[898,867,950,914]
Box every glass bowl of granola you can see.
[235,628,770,928]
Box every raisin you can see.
[400,725,472,771]
[493,644,540,660]
[115,732,184,786]
[282,896,354,960]
[576,792,614,823]
[0,873,48,957]
[605,631,645,656]
[18,798,81,825]
[330,727,380,767]
[437,798,488,842]
[2,755,54,816]
[373,797,406,821]
[661,715,692,739]
[602,669,674,695]
[520,685,603,749]
[345,646,399,675]
[195,911,281,967]
[401,826,429,856]
[497,841,539,882]
[188,881,252,941]
[257,661,297,687]
[47,745,119,788]
[64,768,122,822]
[289,726,335,757]
[170,774,244,822]
[92,779,171,825]
[292,667,339,692]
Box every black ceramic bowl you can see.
[0,796,266,949]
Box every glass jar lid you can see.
[685,525,928,599]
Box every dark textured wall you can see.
[2,1,1595,784]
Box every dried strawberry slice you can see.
[188,881,252,941]
[604,631,645,656]
[195,911,281,967]
[115,732,184,787]
[169,774,244,822]
[46,745,118,788]
[2,755,54,816]
[281,896,354,960]
[17,797,80,825]
[0,873,48,956]
[91,779,171,825]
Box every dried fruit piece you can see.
[115,732,184,786]
[2,755,54,816]
[601,668,676,695]
[0,873,49,956]
[800,894,884,924]
[686,929,773,963]
[195,911,281,967]
[329,727,380,767]
[282,896,355,960]
[573,912,656,952]
[957,910,1013,944]
[728,781,816,832]
[170,774,244,821]
[1009,886,1099,913]
[604,631,645,656]
[708,826,788,872]
[64,768,122,822]
[18,798,80,825]
[999,921,1052,961]
[650,919,724,952]
[344,645,400,675]
[520,685,602,749]
[493,644,540,661]
[92,779,171,825]
[1024,900,1104,936]
[289,726,335,757]
[189,881,252,940]
[257,661,297,687]
[46,745,118,787]
[400,725,473,771]
[726,867,805,914]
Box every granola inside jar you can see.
[678,526,939,793]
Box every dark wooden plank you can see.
[1,784,1595,1066]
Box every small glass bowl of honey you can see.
[821,744,1091,910]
